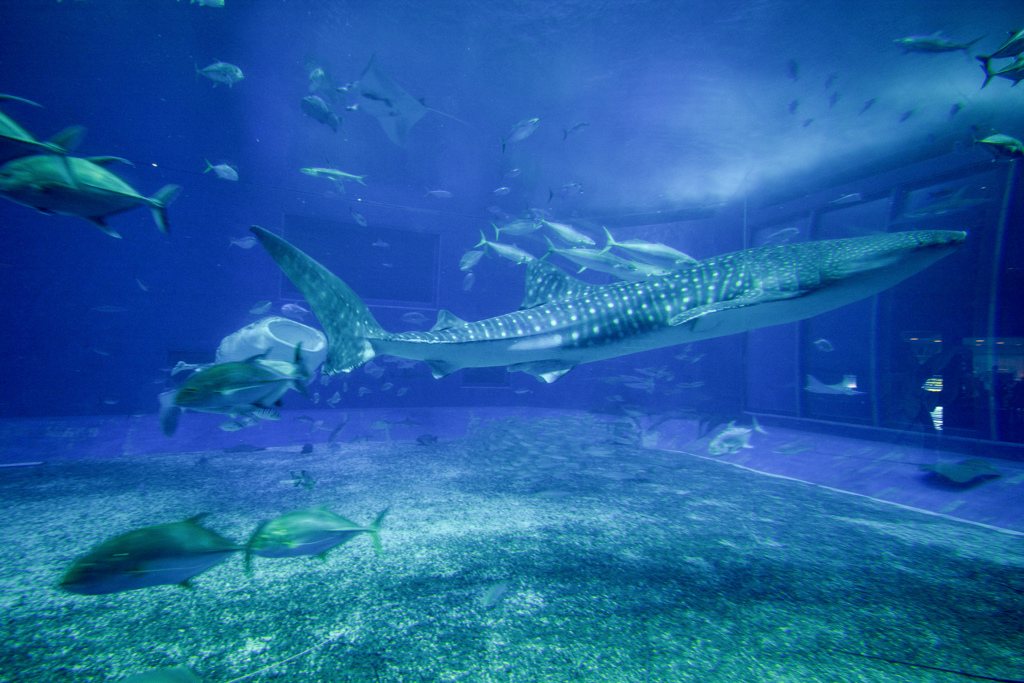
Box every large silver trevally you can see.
[245,506,388,571]
[158,346,310,437]
[601,227,698,268]
[60,514,241,595]
[977,55,1024,88]
[984,29,1024,60]
[0,155,181,237]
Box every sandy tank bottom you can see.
[0,413,1022,682]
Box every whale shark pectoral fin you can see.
[508,360,576,383]
[668,289,796,328]
[427,360,458,379]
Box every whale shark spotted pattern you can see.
[251,226,965,383]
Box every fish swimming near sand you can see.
[707,422,754,455]
[60,514,240,595]
[250,226,965,384]
[245,506,388,571]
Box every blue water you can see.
[2,2,1024,681]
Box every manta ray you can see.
[250,226,965,383]
[352,55,466,146]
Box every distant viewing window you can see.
[281,214,439,305]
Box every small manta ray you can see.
[920,458,1001,485]
[245,506,388,571]
[350,55,466,147]
[60,514,241,595]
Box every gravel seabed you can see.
[1,414,1022,682]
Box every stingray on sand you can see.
[919,458,1001,485]
[350,55,466,146]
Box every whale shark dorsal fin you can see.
[430,309,467,332]
[520,260,596,310]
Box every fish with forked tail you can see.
[249,226,965,384]
[245,506,388,571]
[158,345,309,436]
[0,155,180,237]
[60,514,240,595]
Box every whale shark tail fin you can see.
[250,226,385,374]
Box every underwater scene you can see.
[2,1,1024,681]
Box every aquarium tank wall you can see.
[1,2,1023,682]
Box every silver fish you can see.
[0,155,180,238]
[204,160,237,181]
[60,514,240,594]
[197,61,244,87]
[474,232,536,264]
[459,249,485,271]
[246,506,388,569]
[502,118,539,152]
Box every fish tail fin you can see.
[244,520,271,574]
[292,343,311,397]
[977,56,994,88]
[475,230,489,250]
[158,390,181,437]
[356,175,367,186]
[203,159,213,173]
[600,226,617,254]
[542,235,558,261]
[366,507,389,554]
[147,184,182,235]
[251,226,385,374]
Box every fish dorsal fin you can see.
[47,125,86,153]
[430,309,467,332]
[86,156,134,167]
[186,513,209,524]
[520,260,596,310]
[242,350,271,364]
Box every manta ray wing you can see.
[354,55,428,147]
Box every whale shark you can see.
[250,226,965,383]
